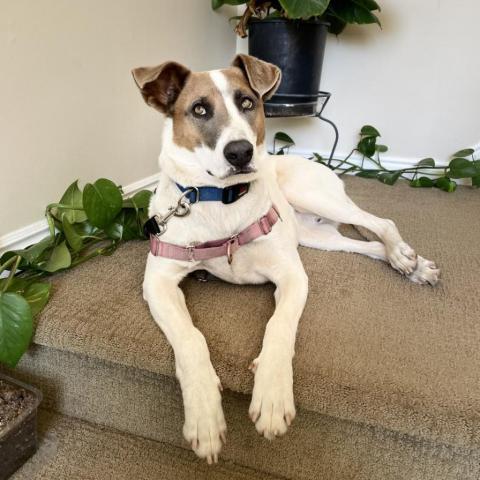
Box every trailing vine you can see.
[0,180,152,368]
[274,126,480,192]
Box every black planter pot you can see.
[248,18,328,117]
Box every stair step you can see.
[6,177,480,478]
[11,410,281,480]
[29,177,480,451]
[9,345,480,480]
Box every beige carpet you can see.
[11,347,480,480]
[33,177,480,450]
[11,411,280,480]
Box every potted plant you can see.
[212,0,381,113]
[0,372,42,478]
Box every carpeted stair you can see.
[5,177,480,479]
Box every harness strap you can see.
[149,205,280,264]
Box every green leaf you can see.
[0,236,54,267]
[274,131,295,146]
[62,217,83,252]
[46,211,56,238]
[448,158,480,178]
[410,176,434,188]
[360,125,380,137]
[23,282,51,317]
[353,0,381,11]
[375,144,388,153]
[69,221,100,240]
[41,241,71,272]
[325,13,347,34]
[330,0,381,26]
[434,177,457,192]
[211,0,246,9]
[83,178,122,228]
[0,277,29,294]
[357,136,377,157]
[279,0,330,19]
[105,210,143,241]
[55,181,87,223]
[131,190,153,210]
[356,169,379,178]
[417,158,435,168]
[472,175,480,188]
[451,148,474,158]
[104,212,125,241]
[123,210,144,240]
[378,171,401,185]
[0,292,33,367]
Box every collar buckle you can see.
[222,183,250,204]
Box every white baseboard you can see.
[280,146,449,170]
[0,173,160,254]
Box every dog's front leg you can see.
[143,255,226,463]
[248,251,309,439]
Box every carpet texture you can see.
[32,177,480,450]
[11,345,480,480]
[11,411,281,480]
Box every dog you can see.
[132,54,440,464]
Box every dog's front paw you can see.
[407,255,440,286]
[387,241,417,275]
[181,366,226,464]
[248,354,296,440]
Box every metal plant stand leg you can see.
[316,92,339,165]
[265,91,339,166]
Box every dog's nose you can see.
[223,140,253,168]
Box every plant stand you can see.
[266,91,339,164]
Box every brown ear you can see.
[131,61,191,114]
[232,54,281,101]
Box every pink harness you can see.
[149,205,280,264]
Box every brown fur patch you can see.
[232,54,281,101]
[220,67,266,146]
[172,72,229,151]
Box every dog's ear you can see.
[232,54,281,101]
[131,62,191,114]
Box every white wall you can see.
[2,1,478,240]
[0,0,236,237]
[237,0,480,164]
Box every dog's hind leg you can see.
[276,154,440,284]
[296,212,387,260]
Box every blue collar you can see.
[176,182,250,204]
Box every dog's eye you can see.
[193,104,207,116]
[241,97,254,110]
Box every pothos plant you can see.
[212,0,381,37]
[0,179,152,368]
[274,126,480,191]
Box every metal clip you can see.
[149,188,197,238]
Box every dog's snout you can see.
[223,140,253,168]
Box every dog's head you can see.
[132,55,281,184]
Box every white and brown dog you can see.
[132,54,439,463]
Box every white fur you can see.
[142,71,440,463]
